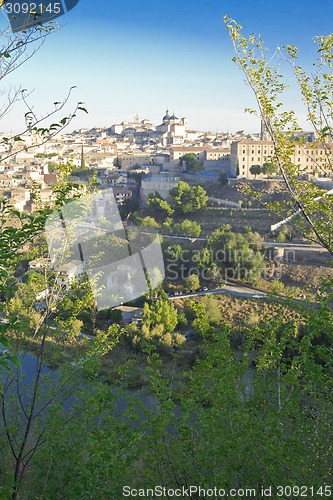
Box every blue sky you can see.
[1,0,333,133]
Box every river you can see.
[0,350,159,426]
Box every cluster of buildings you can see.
[0,110,331,210]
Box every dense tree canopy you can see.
[147,191,174,218]
[179,153,203,171]
[169,181,208,214]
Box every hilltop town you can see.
[2,109,332,215]
[0,0,332,495]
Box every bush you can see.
[183,274,200,293]
[269,280,285,295]
[173,333,187,348]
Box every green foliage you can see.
[183,273,200,293]
[160,216,173,232]
[187,301,213,338]
[169,181,208,214]
[276,224,293,242]
[225,16,333,254]
[172,332,187,347]
[249,164,261,178]
[5,270,47,332]
[147,191,174,218]
[2,15,333,495]
[173,219,201,237]
[248,230,263,250]
[276,230,286,243]
[165,244,182,262]
[136,215,160,229]
[179,153,203,171]
[268,279,285,295]
[250,163,277,178]
[206,225,265,282]
[98,308,123,323]
[47,161,58,172]
[119,195,140,218]
[201,295,222,325]
[142,293,178,334]
[262,161,278,177]
[0,164,85,369]
[176,312,188,328]
[285,285,302,299]
[35,152,58,159]
[58,317,83,339]
[1,289,333,496]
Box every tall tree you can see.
[147,191,174,218]
[225,16,333,255]
[169,181,208,214]
[249,164,261,179]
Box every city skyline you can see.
[1,0,333,133]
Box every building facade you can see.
[231,139,332,179]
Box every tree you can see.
[206,225,265,282]
[201,295,222,325]
[119,196,140,219]
[249,164,261,179]
[169,181,208,214]
[268,279,285,295]
[248,230,263,251]
[136,215,160,229]
[276,230,286,243]
[225,16,333,255]
[165,244,183,262]
[190,301,212,338]
[147,192,174,218]
[183,273,200,293]
[142,293,178,334]
[262,161,278,177]
[0,12,91,495]
[137,304,332,491]
[173,219,201,237]
[179,153,203,171]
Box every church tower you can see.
[162,109,170,124]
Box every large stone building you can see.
[156,110,188,146]
[169,146,232,175]
[140,174,180,200]
[231,140,275,178]
[117,153,155,169]
[231,139,332,179]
